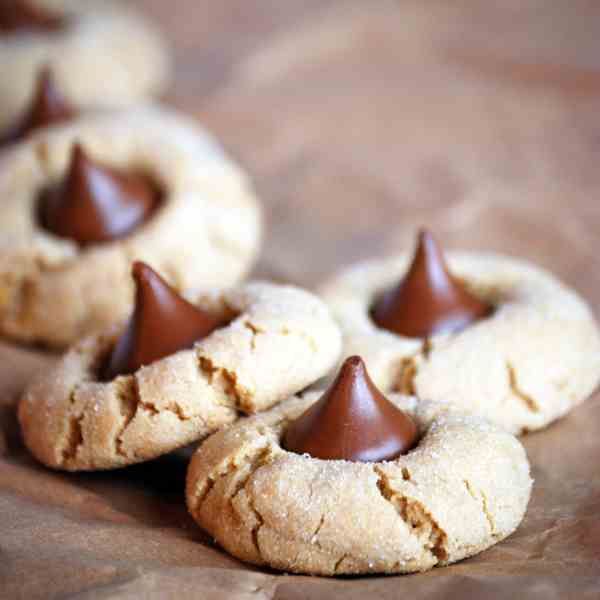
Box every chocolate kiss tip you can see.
[29,67,75,128]
[36,65,53,92]
[102,262,226,381]
[283,355,418,462]
[71,143,87,171]
[132,260,150,280]
[39,142,160,245]
[0,66,74,146]
[418,228,435,250]
[371,229,493,338]
[344,355,364,370]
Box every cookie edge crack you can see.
[464,479,497,536]
[60,385,84,465]
[506,361,540,413]
[374,466,448,562]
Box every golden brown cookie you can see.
[186,393,532,575]
[321,252,600,434]
[0,0,169,131]
[0,105,262,348]
[19,282,342,471]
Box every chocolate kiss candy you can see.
[0,0,64,32]
[283,356,418,462]
[1,67,75,146]
[40,144,160,245]
[372,230,492,338]
[103,262,226,380]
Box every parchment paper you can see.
[3,0,600,597]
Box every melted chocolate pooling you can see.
[103,262,227,380]
[372,230,492,338]
[1,67,75,146]
[40,144,160,245]
[0,0,64,32]
[283,356,418,462]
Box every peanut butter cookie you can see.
[0,0,169,130]
[321,239,600,434]
[19,281,342,470]
[186,391,531,575]
[0,106,262,347]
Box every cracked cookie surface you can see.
[0,0,169,131]
[18,282,341,470]
[186,394,532,575]
[0,105,262,348]
[321,253,600,434]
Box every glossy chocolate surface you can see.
[40,144,160,245]
[372,230,492,338]
[103,262,227,380]
[283,356,418,462]
[0,0,64,32]
[1,67,75,146]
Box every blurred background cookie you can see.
[0,0,170,131]
[0,105,262,347]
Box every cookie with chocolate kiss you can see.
[187,369,533,575]
[0,0,64,33]
[19,279,341,470]
[0,106,262,349]
[322,230,600,434]
[284,356,417,462]
[103,262,227,380]
[40,144,160,245]
[372,229,493,338]
[0,67,75,146]
[0,0,169,136]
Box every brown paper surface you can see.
[3,0,600,597]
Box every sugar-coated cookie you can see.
[321,250,600,434]
[186,393,532,575]
[19,282,342,470]
[0,0,169,130]
[0,106,262,347]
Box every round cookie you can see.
[0,0,169,131]
[186,393,532,575]
[19,282,342,470]
[321,252,600,434]
[0,105,262,347]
